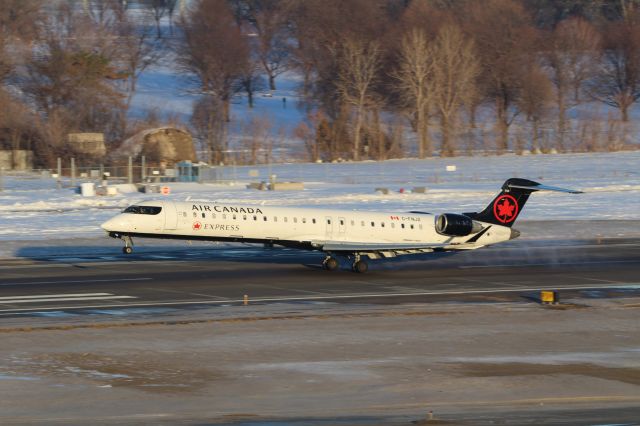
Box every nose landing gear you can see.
[120,235,134,254]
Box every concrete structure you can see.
[0,150,33,170]
[67,133,107,157]
[113,127,196,165]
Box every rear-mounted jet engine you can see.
[435,213,483,237]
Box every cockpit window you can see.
[123,205,162,215]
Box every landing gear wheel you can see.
[323,256,339,271]
[352,259,368,273]
[122,246,133,255]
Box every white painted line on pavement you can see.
[0,278,152,286]
[0,293,113,301]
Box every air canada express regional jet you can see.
[101,178,581,273]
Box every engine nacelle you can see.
[435,213,483,237]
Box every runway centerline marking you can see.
[0,278,153,287]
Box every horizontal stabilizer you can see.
[507,182,583,194]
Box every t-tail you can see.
[466,178,583,228]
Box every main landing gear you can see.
[322,255,340,271]
[322,254,369,273]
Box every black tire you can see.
[123,246,133,255]
[324,257,339,271]
[353,260,368,273]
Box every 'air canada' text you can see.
[192,204,264,215]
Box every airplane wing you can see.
[319,241,451,252]
[313,240,478,259]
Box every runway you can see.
[1,238,639,317]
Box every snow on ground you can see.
[1,151,639,243]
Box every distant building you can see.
[112,127,196,165]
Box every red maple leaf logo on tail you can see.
[493,194,518,223]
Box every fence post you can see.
[57,157,62,189]
[141,155,146,182]
[70,157,76,186]
[128,156,133,184]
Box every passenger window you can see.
[202,213,206,218]
[401,224,405,229]
[410,224,414,229]
[312,218,316,224]
[274,217,278,222]
[243,215,247,220]
[212,214,216,219]
[302,218,306,224]
[381,222,385,228]
[371,222,375,227]
[391,223,395,228]
[284,217,288,223]
[193,212,197,218]
[340,220,344,226]
[293,218,298,223]
[263,216,267,221]
[327,219,331,224]
[223,214,227,220]
[253,215,257,221]
[232,214,236,220]
[350,220,354,226]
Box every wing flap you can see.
[318,241,451,252]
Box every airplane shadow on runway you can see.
[11,237,639,273]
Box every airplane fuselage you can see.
[101,200,513,251]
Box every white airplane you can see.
[100,178,581,272]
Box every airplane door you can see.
[164,202,178,230]
[325,216,333,239]
[338,217,346,239]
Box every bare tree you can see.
[334,39,381,161]
[518,64,552,152]
[237,58,265,108]
[112,8,161,113]
[543,17,599,149]
[179,0,250,122]
[23,3,124,144]
[590,14,640,122]
[468,0,537,153]
[190,95,226,164]
[0,0,41,81]
[235,0,293,90]
[392,29,433,158]
[430,25,479,157]
[239,116,273,164]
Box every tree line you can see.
[2,0,640,168]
